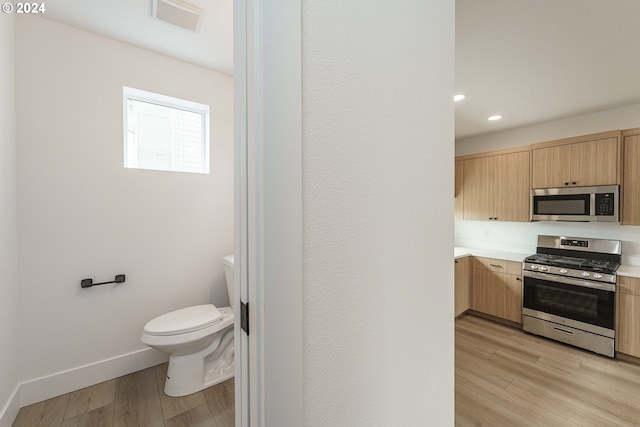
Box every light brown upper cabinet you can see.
[623,129,640,225]
[461,149,530,222]
[531,132,620,189]
[455,160,463,221]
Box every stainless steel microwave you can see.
[531,185,619,222]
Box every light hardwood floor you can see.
[14,317,640,426]
[456,314,640,427]
[13,363,234,427]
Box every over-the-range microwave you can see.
[531,185,619,222]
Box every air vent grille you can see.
[152,0,204,32]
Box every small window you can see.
[123,86,210,174]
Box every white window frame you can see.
[122,86,210,174]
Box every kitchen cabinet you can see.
[461,150,530,222]
[622,129,640,225]
[471,257,522,323]
[531,133,619,189]
[455,256,471,317]
[617,276,640,357]
[455,160,463,221]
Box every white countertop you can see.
[454,247,530,263]
[617,265,640,278]
[455,246,640,279]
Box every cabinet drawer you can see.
[473,257,522,275]
[619,276,640,296]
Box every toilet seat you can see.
[144,304,222,336]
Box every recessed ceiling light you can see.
[454,94,466,102]
[488,115,503,121]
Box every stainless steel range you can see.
[522,235,621,357]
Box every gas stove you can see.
[523,236,621,284]
[522,235,622,357]
[523,253,620,283]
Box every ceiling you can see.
[455,0,640,140]
[42,0,233,75]
[42,1,640,140]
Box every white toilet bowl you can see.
[141,255,235,397]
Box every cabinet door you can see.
[455,257,471,317]
[455,160,464,221]
[570,137,618,186]
[494,151,530,222]
[503,274,523,323]
[618,293,640,357]
[623,134,640,225]
[471,268,502,318]
[472,265,522,323]
[532,144,571,188]
[462,157,494,220]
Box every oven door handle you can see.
[523,270,615,292]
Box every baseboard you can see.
[466,310,523,329]
[616,352,640,366]
[20,347,169,407]
[0,384,20,427]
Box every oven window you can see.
[533,194,590,215]
[523,277,614,330]
[536,284,598,318]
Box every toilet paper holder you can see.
[81,274,126,288]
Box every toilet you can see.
[141,255,235,397]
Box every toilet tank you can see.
[222,255,234,307]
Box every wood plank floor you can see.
[456,314,640,427]
[13,363,234,427]
[14,317,640,426]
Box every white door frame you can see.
[234,1,303,426]
[232,0,250,425]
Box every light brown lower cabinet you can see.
[455,256,471,317]
[618,276,640,357]
[471,257,523,324]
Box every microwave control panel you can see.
[595,193,615,216]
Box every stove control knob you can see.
[539,266,549,272]
[593,273,603,279]
[559,269,568,274]
[581,271,591,277]
[530,264,538,270]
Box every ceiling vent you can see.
[152,0,204,32]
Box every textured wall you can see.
[15,16,233,383]
[302,0,455,424]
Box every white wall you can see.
[0,12,20,427]
[455,103,640,263]
[15,16,233,390]
[301,0,455,424]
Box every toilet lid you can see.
[144,304,223,336]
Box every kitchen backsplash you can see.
[455,220,640,266]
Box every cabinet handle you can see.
[455,260,458,264]
[489,264,503,269]
[516,277,521,281]
[564,182,569,186]
[572,182,576,185]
